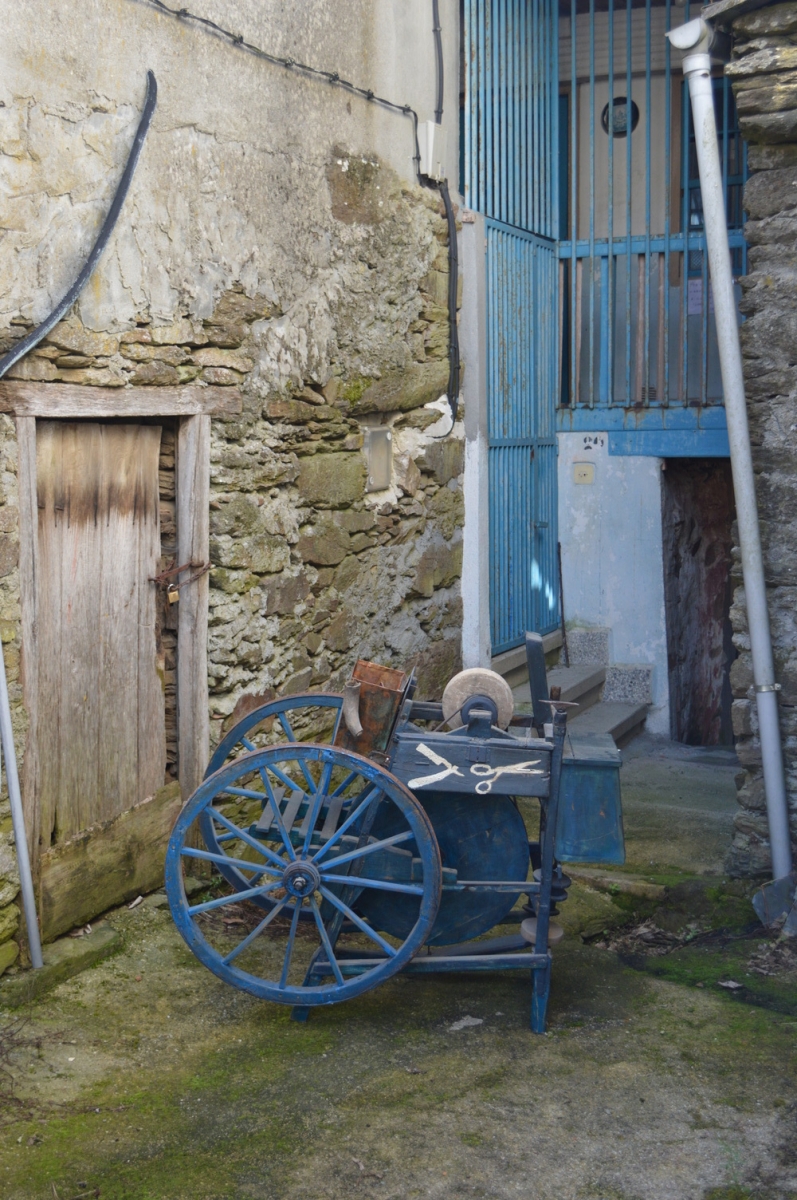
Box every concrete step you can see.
[567,700,648,746]
[512,663,606,717]
[491,631,562,690]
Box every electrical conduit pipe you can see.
[668,18,793,881]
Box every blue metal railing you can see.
[558,0,747,411]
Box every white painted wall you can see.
[558,432,670,733]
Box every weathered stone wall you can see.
[0,1,464,963]
[724,1,797,874]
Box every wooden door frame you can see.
[1,381,241,872]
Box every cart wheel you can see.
[202,694,343,908]
[166,744,442,1006]
[207,692,344,775]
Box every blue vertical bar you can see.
[497,0,505,224]
[607,0,614,404]
[599,256,609,402]
[588,0,595,408]
[625,0,632,404]
[663,0,671,406]
[480,1,484,216]
[570,0,577,405]
[644,0,651,403]
[681,73,689,403]
[519,0,527,233]
[465,0,471,206]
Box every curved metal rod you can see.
[0,69,158,381]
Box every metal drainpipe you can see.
[668,18,793,881]
[0,646,43,968]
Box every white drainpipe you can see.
[669,18,793,881]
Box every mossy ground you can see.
[0,735,795,1199]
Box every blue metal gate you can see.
[464,0,561,654]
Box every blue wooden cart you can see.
[165,641,623,1032]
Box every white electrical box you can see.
[419,120,447,181]
[573,462,595,485]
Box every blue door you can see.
[464,0,561,654]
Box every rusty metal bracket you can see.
[149,559,210,587]
[0,70,158,381]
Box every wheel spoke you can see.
[301,759,334,857]
[323,830,414,870]
[268,763,311,800]
[219,785,269,802]
[188,880,283,916]
[319,874,424,896]
[241,736,256,751]
[181,847,281,877]
[309,897,345,986]
[222,898,291,965]
[256,766,297,862]
[330,770,358,798]
[278,901,303,989]
[318,886,397,957]
[331,703,344,742]
[278,713,317,792]
[311,786,381,863]
[208,809,287,869]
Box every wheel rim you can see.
[166,745,442,1005]
[203,694,344,908]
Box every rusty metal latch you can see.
[149,559,210,604]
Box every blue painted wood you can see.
[608,428,730,458]
[486,221,560,651]
[557,403,729,433]
[556,733,626,865]
[165,744,442,1007]
[167,685,573,1033]
[356,791,530,947]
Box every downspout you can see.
[668,18,793,883]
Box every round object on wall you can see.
[601,96,639,138]
[441,667,514,730]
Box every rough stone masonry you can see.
[0,14,465,969]
[723,0,797,874]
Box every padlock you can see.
[167,583,180,604]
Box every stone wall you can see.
[0,1,464,965]
[724,0,797,874]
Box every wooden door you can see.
[35,422,175,939]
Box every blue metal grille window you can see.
[557,0,748,411]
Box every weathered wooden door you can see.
[35,422,171,939]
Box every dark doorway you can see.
[661,458,736,745]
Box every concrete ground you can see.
[0,735,795,1200]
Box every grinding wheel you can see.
[442,667,514,730]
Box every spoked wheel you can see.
[166,745,442,1006]
[207,692,344,774]
[203,694,343,908]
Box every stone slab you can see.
[566,866,666,902]
[568,701,648,744]
[0,922,121,1008]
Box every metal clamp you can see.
[755,683,781,693]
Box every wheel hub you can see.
[282,858,321,899]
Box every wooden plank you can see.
[16,417,40,872]
[0,382,242,418]
[176,415,210,800]
[36,423,166,842]
[38,781,182,941]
